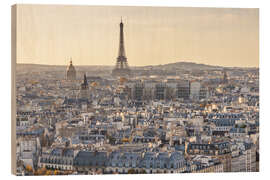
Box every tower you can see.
[112,18,131,77]
[80,73,89,99]
[223,69,228,84]
[66,58,76,80]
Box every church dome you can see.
[67,59,76,80]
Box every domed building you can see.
[66,58,76,80]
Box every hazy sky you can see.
[16,4,259,67]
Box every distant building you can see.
[190,81,208,100]
[186,142,231,156]
[18,136,40,169]
[199,85,209,100]
[177,80,190,100]
[154,83,167,100]
[190,156,224,173]
[131,82,144,101]
[80,74,89,99]
[186,141,232,172]
[128,80,193,101]
[66,59,76,80]
[231,143,256,172]
[190,81,201,100]
[38,148,75,171]
[223,70,228,84]
[73,151,108,173]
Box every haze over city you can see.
[13,4,260,176]
[16,5,259,68]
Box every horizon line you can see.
[16,62,259,69]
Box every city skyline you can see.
[12,5,260,175]
[17,5,259,68]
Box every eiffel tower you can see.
[112,18,131,77]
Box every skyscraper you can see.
[112,19,131,77]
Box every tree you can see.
[36,167,47,175]
[108,135,116,144]
[127,169,136,174]
[25,165,33,172]
[41,167,47,175]
[140,169,146,174]
[54,170,60,175]
[45,170,52,175]
[240,124,247,128]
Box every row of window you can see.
[42,164,73,170]
[40,157,73,165]
[110,161,184,169]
